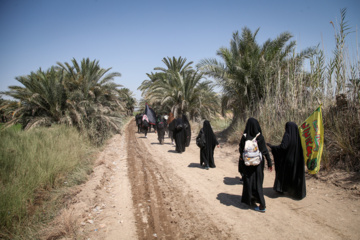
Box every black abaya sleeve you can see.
[257,136,273,168]
[238,136,246,174]
[239,136,246,158]
[270,133,290,152]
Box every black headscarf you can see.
[203,120,217,149]
[270,122,306,199]
[239,118,270,163]
[243,117,262,138]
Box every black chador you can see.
[183,114,191,147]
[200,120,219,169]
[268,122,306,200]
[173,117,186,153]
[239,118,272,210]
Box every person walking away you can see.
[173,116,186,153]
[267,122,306,199]
[164,114,169,136]
[136,113,143,133]
[183,114,191,147]
[239,118,273,212]
[167,112,175,145]
[156,115,166,144]
[142,114,149,138]
[199,120,219,170]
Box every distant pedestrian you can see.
[164,114,169,136]
[136,113,143,133]
[199,120,219,170]
[142,114,149,138]
[173,115,186,153]
[167,112,175,145]
[156,115,166,144]
[183,114,191,147]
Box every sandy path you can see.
[68,120,360,240]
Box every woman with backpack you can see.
[267,122,306,200]
[239,118,273,212]
[198,120,219,170]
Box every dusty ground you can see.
[58,120,360,240]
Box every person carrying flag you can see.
[267,122,306,200]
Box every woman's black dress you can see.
[200,120,218,168]
[269,122,306,199]
[156,117,166,144]
[182,114,191,147]
[239,118,272,208]
[173,118,186,153]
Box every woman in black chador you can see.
[239,118,273,212]
[173,116,186,153]
[156,115,166,144]
[267,122,306,200]
[200,120,219,169]
[183,114,191,147]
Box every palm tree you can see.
[197,27,314,125]
[138,57,219,119]
[118,88,137,116]
[57,58,124,144]
[154,56,194,74]
[2,67,67,129]
[57,58,122,102]
[2,58,125,144]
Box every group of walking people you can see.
[238,118,306,212]
[135,112,192,153]
[136,113,306,213]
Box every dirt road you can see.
[65,120,360,240]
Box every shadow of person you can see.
[223,176,243,185]
[167,150,179,153]
[263,187,285,199]
[216,193,249,210]
[150,142,161,145]
[188,163,203,169]
[264,187,304,201]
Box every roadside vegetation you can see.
[0,125,94,238]
[0,58,135,238]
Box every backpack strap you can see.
[252,132,261,140]
[244,133,260,140]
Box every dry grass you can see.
[40,208,78,240]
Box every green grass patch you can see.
[0,125,94,238]
[210,117,231,132]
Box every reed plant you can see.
[0,125,94,238]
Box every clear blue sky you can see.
[1,0,359,101]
